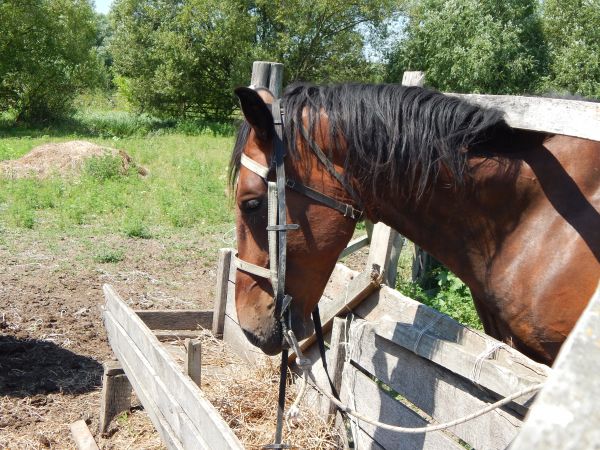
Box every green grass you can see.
[0,127,235,236]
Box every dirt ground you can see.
[0,227,228,449]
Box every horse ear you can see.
[235,87,274,141]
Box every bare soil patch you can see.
[0,229,226,449]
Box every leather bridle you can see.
[234,96,362,448]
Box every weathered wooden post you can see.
[98,360,132,434]
[185,338,202,387]
[250,61,284,97]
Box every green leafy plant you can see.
[94,247,125,263]
[83,154,126,181]
[397,268,482,330]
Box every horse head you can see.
[230,87,360,355]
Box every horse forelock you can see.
[230,83,508,201]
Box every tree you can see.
[110,0,256,120]
[0,0,103,121]
[386,0,547,94]
[249,0,401,84]
[542,0,600,99]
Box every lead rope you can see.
[284,329,544,435]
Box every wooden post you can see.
[366,222,404,287]
[321,317,349,417]
[98,361,132,434]
[185,339,202,388]
[250,61,284,98]
[212,248,232,338]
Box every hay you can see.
[191,330,344,449]
[0,140,147,179]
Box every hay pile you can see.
[0,140,146,179]
[193,330,344,449]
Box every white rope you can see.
[413,315,443,353]
[470,341,505,384]
[286,330,543,434]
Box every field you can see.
[0,109,479,448]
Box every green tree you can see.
[0,0,103,121]
[542,0,600,98]
[387,0,547,94]
[110,0,256,120]
[249,0,400,83]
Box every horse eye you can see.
[241,198,262,212]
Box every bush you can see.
[0,0,104,122]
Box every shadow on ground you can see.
[0,335,102,397]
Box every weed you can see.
[83,154,126,181]
[122,214,152,239]
[94,247,125,263]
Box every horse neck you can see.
[366,133,542,296]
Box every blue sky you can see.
[94,0,113,15]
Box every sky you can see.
[94,0,113,15]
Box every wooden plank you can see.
[402,71,426,86]
[366,222,404,287]
[99,361,132,434]
[104,312,186,450]
[135,310,212,331]
[348,319,523,449]
[103,285,244,450]
[340,365,463,450]
[154,330,201,342]
[339,234,370,259]
[185,339,202,388]
[213,248,233,337]
[321,317,348,417]
[70,420,99,450]
[450,93,600,141]
[352,286,549,410]
[511,284,600,450]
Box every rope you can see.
[285,329,543,435]
[470,341,505,384]
[413,315,443,353]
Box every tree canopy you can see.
[0,0,102,121]
[386,0,548,94]
[542,0,600,98]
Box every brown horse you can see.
[230,83,600,365]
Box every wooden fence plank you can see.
[103,284,244,450]
[351,286,549,410]
[99,361,132,434]
[366,222,404,287]
[135,310,212,331]
[511,284,600,450]
[348,319,523,449]
[213,248,233,337]
[338,234,370,259]
[340,365,463,450]
[185,339,202,387]
[104,311,209,449]
[450,93,600,141]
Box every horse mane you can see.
[231,83,510,200]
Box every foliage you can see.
[109,0,256,120]
[249,0,401,83]
[397,268,482,330]
[83,154,127,181]
[0,0,104,121]
[541,0,600,99]
[387,0,547,94]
